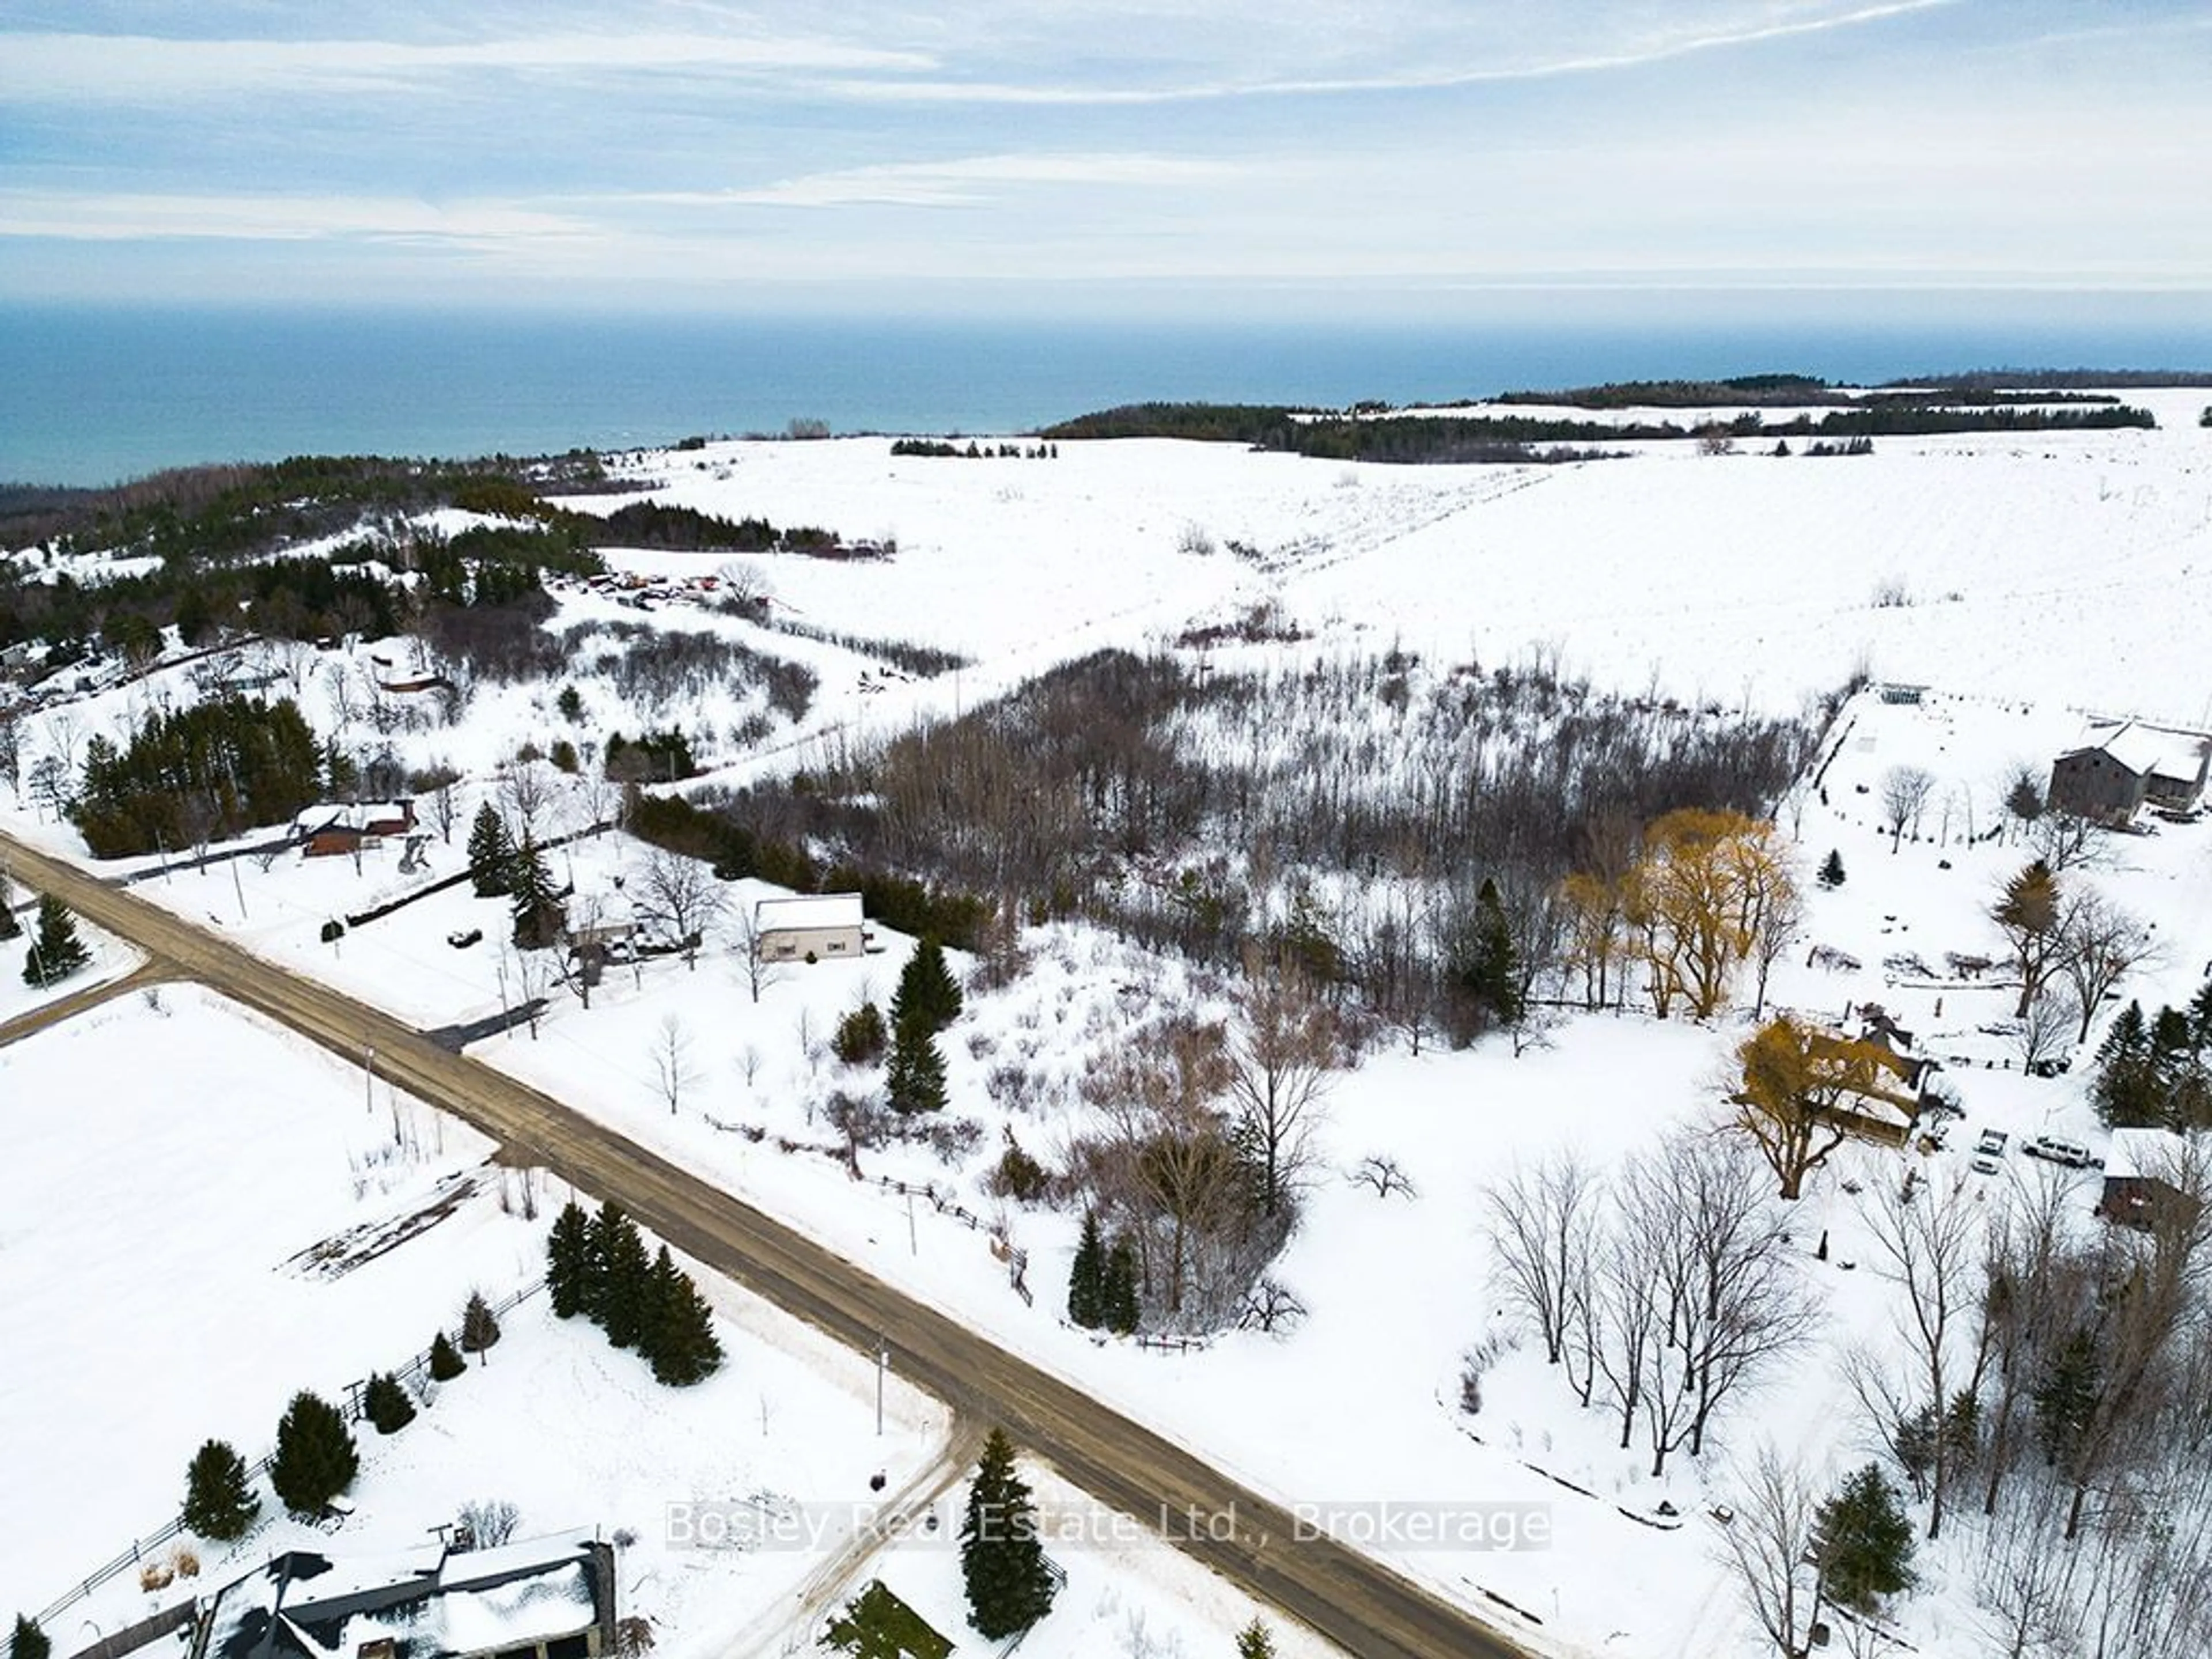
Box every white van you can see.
[2024,1135,2093,1169]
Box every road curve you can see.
[0,831,1536,1659]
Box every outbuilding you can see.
[754,893,868,962]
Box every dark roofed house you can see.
[2097,1128,2204,1233]
[199,1535,616,1659]
[292,800,417,858]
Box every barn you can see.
[2048,720,2212,825]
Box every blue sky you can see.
[2,1,2208,318]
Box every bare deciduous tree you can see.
[1349,1154,1417,1199]
[652,1014,697,1115]
[1882,765,1936,852]
[1483,1150,1601,1366]
[2016,984,2077,1070]
[414,760,462,843]
[638,847,725,971]
[1225,956,1340,1219]
[2058,889,2157,1043]
[498,758,554,842]
[734,902,783,1001]
[1853,1169,1984,1539]
[1075,1017,1254,1324]
[2027,806,2103,876]
[1714,1444,1826,1659]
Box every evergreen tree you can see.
[182,1438,260,1541]
[21,895,90,988]
[832,1002,888,1066]
[643,1247,724,1386]
[459,1291,501,1357]
[0,868,19,941]
[1814,1465,1916,1615]
[1819,848,1847,889]
[363,1372,417,1434]
[2092,1001,2160,1126]
[597,1204,652,1349]
[68,696,326,858]
[1460,877,1521,1027]
[891,937,963,1037]
[467,803,515,897]
[268,1391,359,1518]
[1067,1211,1107,1330]
[960,1429,1057,1639]
[1236,1619,1278,1659]
[2190,976,2212,1051]
[1103,1236,1141,1335]
[10,1617,48,1659]
[509,834,563,949]
[2005,774,2044,825]
[2035,1325,2103,1465]
[428,1330,467,1381]
[885,1020,949,1114]
[546,1200,593,1319]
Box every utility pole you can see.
[876,1335,888,1436]
[364,1041,376,1114]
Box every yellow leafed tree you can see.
[1624,807,1779,1020]
[1731,1015,1907,1198]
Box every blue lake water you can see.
[4,300,2208,486]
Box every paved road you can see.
[0,831,1537,1659]
[0,958,168,1050]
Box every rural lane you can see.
[0,830,1537,1659]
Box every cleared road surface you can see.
[0,830,1536,1659]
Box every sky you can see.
[2,1,2209,320]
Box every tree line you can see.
[70,696,327,858]
[1037,400,2155,463]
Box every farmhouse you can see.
[198,1534,618,1659]
[2097,1127,2204,1232]
[291,799,417,857]
[2047,719,2212,824]
[755,893,868,961]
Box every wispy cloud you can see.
[796,0,1964,107]
[0,191,591,245]
[0,29,932,102]
[635,153,1245,209]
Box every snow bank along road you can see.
[0,830,1528,1659]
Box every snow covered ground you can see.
[0,900,140,1028]
[562,387,2212,724]
[0,984,956,1655]
[6,390,2212,1657]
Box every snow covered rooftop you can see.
[290,800,415,836]
[2105,1126,2191,1181]
[2070,719,2212,783]
[755,893,864,932]
[205,1534,607,1659]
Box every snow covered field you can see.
[566,388,2212,726]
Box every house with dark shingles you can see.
[290,800,418,858]
[197,1536,616,1659]
[2097,1128,2204,1232]
[2048,719,2212,825]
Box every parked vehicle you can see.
[446,927,483,949]
[2024,1135,2093,1168]
[1971,1156,2002,1176]
[1976,1129,2009,1158]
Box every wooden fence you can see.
[36,1280,541,1626]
